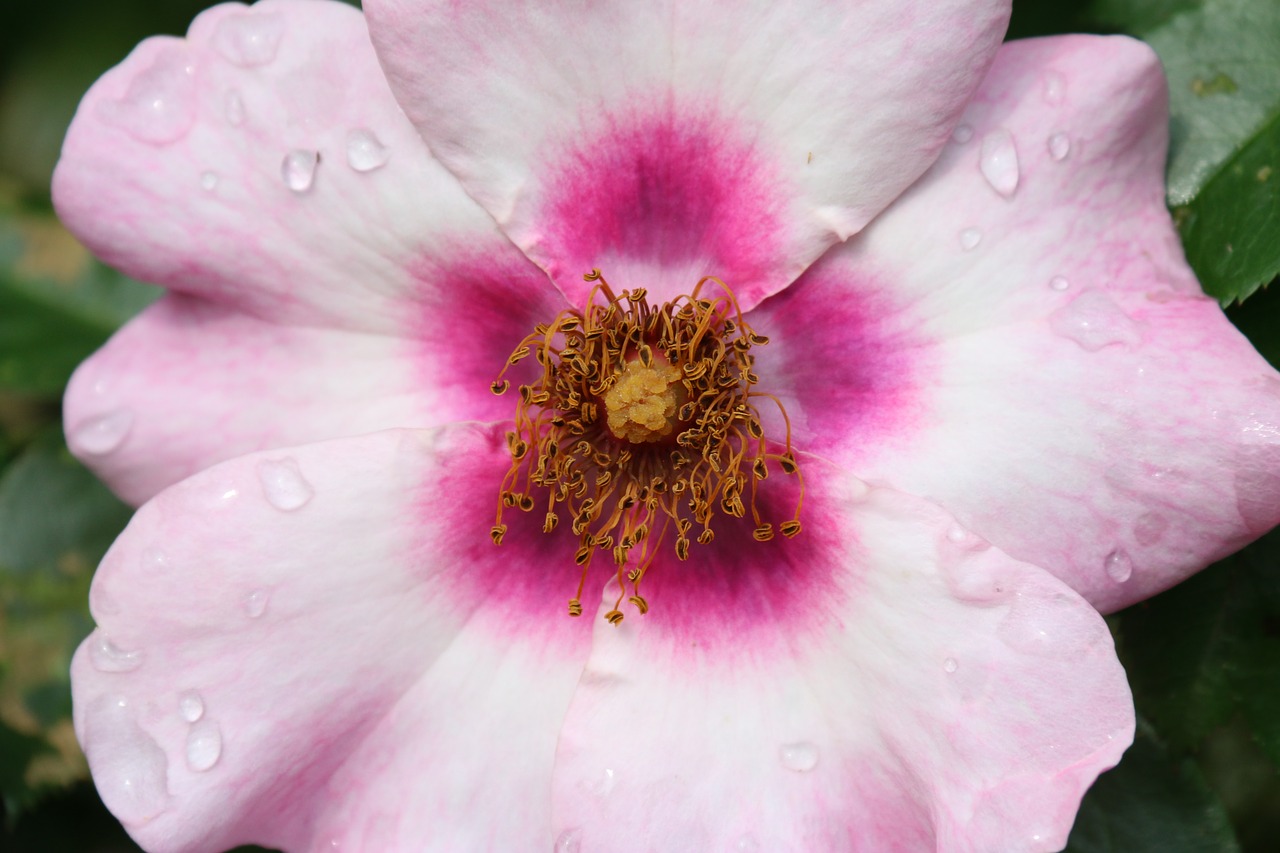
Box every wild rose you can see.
[54,0,1280,850]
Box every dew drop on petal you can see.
[779,741,818,772]
[951,123,974,144]
[946,525,968,543]
[224,90,246,126]
[959,227,982,251]
[1043,71,1066,104]
[99,48,197,144]
[84,696,169,823]
[89,634,144,673]
[213,13,284,67]
[1133,512,1168,546]
[1048,132,1071,161]
[345,128,391,172]
[185,719,222,771]
[943,657,959,673]
[179,690,205,723]
[1049,291,1141,351]
[1049,275,1070,292]
[245,588,270,619]
[200,171,219,191]
[997,592,1098,658]
[73,410,134,455]
[555,828,583,853]
[140,547,168,571]
[980,128,1020,197]
[256,457,314,511]
[91,585,121,617]
[735,835,761,852]
[282,150,318,193]
[1105,549,1133,583]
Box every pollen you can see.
[490,270,803,624]
[604,358,683,443]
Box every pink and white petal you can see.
[367,0,1011,310]
[53,0,552,334]
[550,470,1132,852]
[750,35,1280,612]
[74,426,592,851]
[66,239,560,507]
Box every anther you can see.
[604,609,625,625]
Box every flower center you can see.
[603,357,683,443]
[490,270,803,623]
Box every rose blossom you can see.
[53,0,1280,850]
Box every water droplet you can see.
[779,741,818,772]
[951,123,974,144]
[256,458,314,511]
[140,547,168,571]
[735,835,761,852]
[245,589,270,619]
[73,410,134,455]
[99,47,197,144]
[1049,291,1141,351]
[1104,549,1133,583]
[1133,512,1168,546]
[346,128,391,172]
[185,719,222,771]
[943,657,959,673]
[1049,275,1070,291]
[179,690,205,723]
[980,128,1020,197]
[587,767,616,797]
[83,696,169,823]
[200,171,219,191]
[89,634,144,673]
[282,150,318,193]
[1048,132,1071,161]
[555,828,583,853]
[959,227,982,251]
[224,90,246,126]
[1043,71,1066,104]
[213,13,284,67]
[997,591,1098,657]
[946,525,968,543]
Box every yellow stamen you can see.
[490,270,803,623]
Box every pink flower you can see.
[54,0,1280,850]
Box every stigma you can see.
[491,270,803,624]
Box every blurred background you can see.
[1,0,1277,850]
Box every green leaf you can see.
[1089,0,1204,32]
[0,213,157,396]
[0,430,132,575]
[1067,722,1239,852]
[0,431,133,812]
[1175,113,1280,303]
[1141,0,1280,206]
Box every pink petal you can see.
[65,239,560,506]
[367,0,1011,309]
[551,470,1133,851]
[74,426,592,851]
[53,0,551,334]
[751,36,1280,612]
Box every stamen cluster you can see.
[491,271,803,622]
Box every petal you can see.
[73,426,592,851]
[750,35,1280,613]
[53,0,552,334]
[66,242,560,506]
[367,0,1011,310]
[550,469,1133,852]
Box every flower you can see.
[53,0,1280,850]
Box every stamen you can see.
[491,270,802,623]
